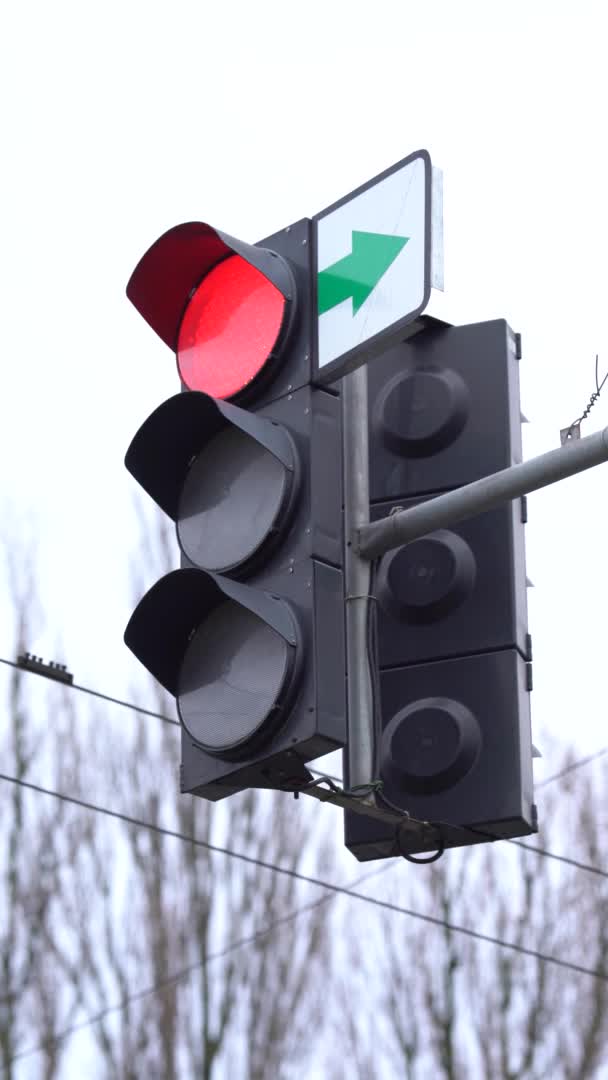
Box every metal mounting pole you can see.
[356,426,608,561]
[342,365,375,787]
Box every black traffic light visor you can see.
[125,567,299,694]
[124,568,301,755]
[124,390,298,523]
[126,221,295,352]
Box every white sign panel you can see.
[314,149,431,382]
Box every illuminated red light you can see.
[177,255,286,400]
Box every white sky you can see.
[1,0,607,780]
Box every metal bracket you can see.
[291,779,438,841]
[560,422,581,445]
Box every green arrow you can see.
[318,230,409,317]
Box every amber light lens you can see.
[178,600,291,754]
[177,255,285,400]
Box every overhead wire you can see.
[563,353,608,441]
[0,656,179,728]
[7,861,393,1068]
[4,652,608,875]
[12,826,608,1068]
[535,746,608,787]
[1,770,608,983]
[4,658,608,1063]
[2,653,607,791]
[2,355,607,1061]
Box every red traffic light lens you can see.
[177,255,285,400]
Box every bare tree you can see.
[57,678,334,1080]
[0,541,85,1078]
[338,742,608,1079]
[8,502,608,1080]
[45,503,335,1078]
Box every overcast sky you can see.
[1,0,607,781]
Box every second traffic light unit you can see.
[124,219,346,800]
[346,318,536,859]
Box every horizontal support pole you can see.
[356,426,608,561]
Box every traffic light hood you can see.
[126,221,296,351]
[124,390,298,522]
[124,567,300,698]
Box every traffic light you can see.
[124,220,346,800]
[345,318,536,860]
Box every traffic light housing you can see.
[124,218,346,800]
[345,318,536,859]
[125,221,311,404]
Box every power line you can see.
[536,747,608,787]
[0,656,178,728]
[1,770,607,986]
[8,861,392,1067]
[306,774,608,877]
[4,765,608,884]
[71,681,178,727]
[3,654,608,1066]
[3,652,608,875]
[509,839,608,879]
[4,651,608,880]
[5,652,608,878]
[3,653,608,790]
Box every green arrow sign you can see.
[318,230,409,317]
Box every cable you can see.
[305,779,608,877]
[5,651,608,876]
[508,839,608,879]
[3,654,608,795]
[2,653,336,788]
[11,763,606,884]
[70,683,178,727]
[1,771,607,986]
[296,774,384,801]
[4,646,608,870]
[7,861,392,1067]
[397,817,445,864]
[563,353,608,440]
[0,656,179,728]
[535,746,608,788]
